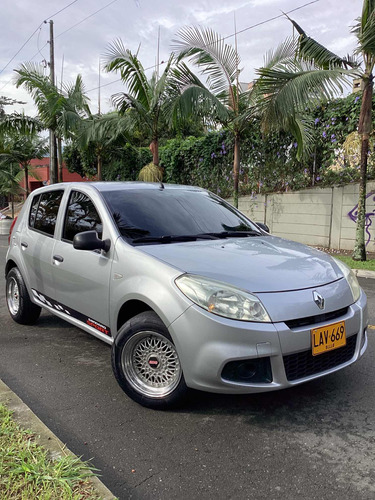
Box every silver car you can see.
[5,182,368,409]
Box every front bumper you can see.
[168,289,367,394]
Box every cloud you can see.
[0,0,364,116]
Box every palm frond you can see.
[355,1,375,59]
[168,62,230,125]
[104,40,150,108]
[0,113,42,136]
[172,26,240,97]
[286,16,357,69]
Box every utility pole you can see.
[98,58,101,115]
[48,19,58,184]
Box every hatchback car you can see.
[5,182,368,409]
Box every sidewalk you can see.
[0,379,116,500]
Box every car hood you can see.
[138,235,343,293]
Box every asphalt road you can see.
[1,235,375,500]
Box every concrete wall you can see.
[228,181,375,252]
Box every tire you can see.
[112,311,188,410]
[6,267,41,325]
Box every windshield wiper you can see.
[198,230,261,238]
[132,234,221,244]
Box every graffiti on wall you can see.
[347,191,375,246]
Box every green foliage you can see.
[0,404,101,499]
[66,93,374,197]
[64,140,152,180]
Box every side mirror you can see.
[73,230,111,253]
[256,222,270,233]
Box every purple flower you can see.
[316,176,320,181]
[331,117,336,122]
[346,117,349,121]
[218,188,221,193]
[314,118,320,125]
[277,152,281,157]
[199,158,203,162]
[293,142,298,148]
[322,131,327,138]
[211,153,216,159]
[304,168,308,174]
[355,96,360,103]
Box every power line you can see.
[0,26,41,77]
[86,0,319,94]
[56,0,120,38]
[223,0,319,40]
[0,0,80,79]
[45,0,80,20]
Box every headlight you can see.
[175,274,271,322]
[333,258,361,302]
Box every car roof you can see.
[92,182,204,193]
[31,182,205,194]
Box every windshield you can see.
[101,188,261,243]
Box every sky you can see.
[0,0,364,117]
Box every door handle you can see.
[53,255,64,263]
[21,242,28,249]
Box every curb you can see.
[353,269,375,279]
[0,379,116,500]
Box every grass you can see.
[335,255,375,272]
[0,404,102,500]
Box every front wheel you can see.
[6,267,41,325]
[111,311,188,409]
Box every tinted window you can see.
[63,191,103,241]
[33,190,64,236]
[29,194,41,227]
[101,188,259,241]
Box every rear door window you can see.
[29,194,41,227]
[63,191,103,242]
[32,190,64,236]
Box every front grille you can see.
[285,307,348,330]
[283,334,357,381]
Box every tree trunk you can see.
[49,130,58,184]
[97,154,102,181]
[57,137,63,182]
[150,139,159,166]
[24,162,29,199]
[352,73,373,261]
[233,133,240,208]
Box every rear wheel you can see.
[112,311,188,409]
[6,267,41,325]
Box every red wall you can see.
[20,158,91,193]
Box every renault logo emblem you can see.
[313,291,325,310]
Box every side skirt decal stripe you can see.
[31,289,111,336]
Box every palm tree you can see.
[256,3,373,260]
[172,26,255,208]
[76,111,131,180]
[0,112,42,137]
[253,36,354,163]
[0,135,47,197]
[15,64,90,183]
[103,41,190,169]
[0,165,24,218]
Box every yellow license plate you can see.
[311,321,346,356]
